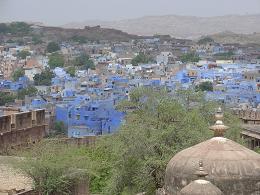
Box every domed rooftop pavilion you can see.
[163,108,260,195]
[179,161,223,195]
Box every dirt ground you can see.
[0,156,32,192]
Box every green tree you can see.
[74,54,95,70]
[0,92,16,106]
[54,121,67,136]
[16,141,90,195]
[34,69,54,86]
[0,23,9,34]
[14,138,112,195]
[12,88,242,195]
[131,53,151,66]
[11,68,25,81]
[48,53,65,69]
[6,39,15,43]
[92,88,241,195]
[17,50,31,59]
[67,66,76,77]
[0,22,31,35]
[32,35,43,45]
[195,81,213,92]
[17,86,38,100]
[47,42,60,53]
[198,37,214,45]
[180,52,200,63]
[9,22,31,35]
[175,89,205,110]
[69,35,87,44]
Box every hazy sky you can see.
[0,0,260,25]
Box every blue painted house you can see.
[56,95,125,137]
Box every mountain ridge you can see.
[62,14,260,39]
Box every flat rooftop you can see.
[242,124,260,134]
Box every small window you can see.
[84,116,89,120]
[76,114,80,120]
[68,112,72,118]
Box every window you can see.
[76,114,80,120]
[68,112,72,118]
[84,116,89,120]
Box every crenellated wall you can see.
[0,109,46,153]
[233,108,260,124]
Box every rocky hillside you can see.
[34,25,142,42]
[207,31,260,45]
[63,14,260,39]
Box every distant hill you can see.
[33,25,142,42]
[62,14,260,39]
[207,31,260,45]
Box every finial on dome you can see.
[195,160,208,178]
[210,107,229,137]
[215,107,224,120]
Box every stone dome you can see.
[164,136,260,195]
[179,179,223,195]
[179,161,223,195]
[164,108,260,195]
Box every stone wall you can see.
[0,109,46,153]
[233,108,260,124]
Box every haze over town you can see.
[0,0,260,25]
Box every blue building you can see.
[56,96,125,137]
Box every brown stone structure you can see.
[1,107,21,116]
[0,109,46,153]
[179,161,223,195]
[164,137,260,195]
[241,124,260,150]
[233,108,260,124]
[232,108,260,150]
[159,108,260,195]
